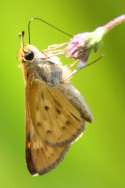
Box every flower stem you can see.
[102,14,125,32]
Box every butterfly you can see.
[18,14,125,175]
[18,19,93,176]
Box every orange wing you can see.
[26,86,69,175]
[27,78,86,146]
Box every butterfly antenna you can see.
[18,31,25,48]
[28,17,73,44]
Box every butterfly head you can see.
[18,31,46,64]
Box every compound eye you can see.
[24,51,34,61]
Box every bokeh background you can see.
[0,0,125,187]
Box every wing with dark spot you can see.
[27,78,86,146]
[25,85,69,175]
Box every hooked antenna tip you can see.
[18,31,25,37]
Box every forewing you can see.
[26,87,69,175]
[28,78,85,146]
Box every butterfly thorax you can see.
[24,61,64,86]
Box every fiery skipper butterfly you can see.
[18,15,125,175]
[18,18,92,175]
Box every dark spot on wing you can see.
[37,122,42,127]
[62,126,66,130]
[56,108,61,114]
[46,130,52,134]
[66,120,70,125]
[45,106,49,111]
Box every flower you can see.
[65,27,107,69]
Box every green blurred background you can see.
[0,0,125,187]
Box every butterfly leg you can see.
[62,60,82,81]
